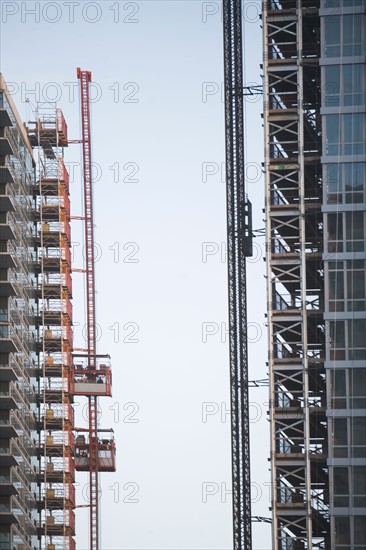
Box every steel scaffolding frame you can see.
[263,1,329,549]
[28,104,76,550]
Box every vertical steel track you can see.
[223,1,252,549]
[77,68,99,550]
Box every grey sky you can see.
[0,1,271,548]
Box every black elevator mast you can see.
[223,1,252,549]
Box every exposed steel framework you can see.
[223,1,253,549]
[263,1,329,549]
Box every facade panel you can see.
[320,1,366,549]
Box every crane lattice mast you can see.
[223,1,252,549]
[77,67,99,550]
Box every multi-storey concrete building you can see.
[0,74,38,550]
[0,72,116,550]
[0,74,75,550]
[263,1,366,549]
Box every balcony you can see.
[0,499,17,524]
[0,326,18,353]
[0,382,23,409]
[0,162,14,185]
[0,193,14,213]
[0,221,16,241]
[0,137,14,157]
[0,444,17,466]
[0,108,12,127]
[0,249,15,269]
[0,415,17,438]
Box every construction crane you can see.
[223,1,253,549]
[77,66,99,550]
[75,68,116,550]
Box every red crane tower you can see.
[75,68,116,550]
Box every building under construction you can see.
[263,1,366,549]
[1,1,366,549]
[0,72,115,550]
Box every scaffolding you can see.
[263,1,329,549]
[28,104,75,550]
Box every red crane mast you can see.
[77,67,99,550]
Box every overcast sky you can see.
[1,1,271,548]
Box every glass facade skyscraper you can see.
[321,1,366,548]
[264,0,366,548]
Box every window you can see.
[345,211,364,251]
[330,369,346,408]
[335,515,366,548]
[333,417,348,457]
[326,115,340,155]
[328,320,366,360]
[347,268,365,311]
[353,467,366,507]
[324,64,364,107]
[329,265,344,311]
[332,417,366,458]
[348,320,366,360]
[326,212,365,253]
[325,166,360,210]
[343,65,363,106]
[327,261,366,312]
[335,516,350,546]
[0,467,10,483]
[0,298,7,322]
[344,15,362,56]
[324,16,341,57]
[342,163,364,204]
[344,114,364,155]
[352,417,366,457]
[354,516,366,547]
[325,114,366,156]
[325,0,365,7]
[330,368,366,410]
[350,369,366,408]
[333,467,366,508]
[327,213,343,252]
[329,320,346,360]
[334,467,349,507]
[0,528,10,550]
[324,14,364,58]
